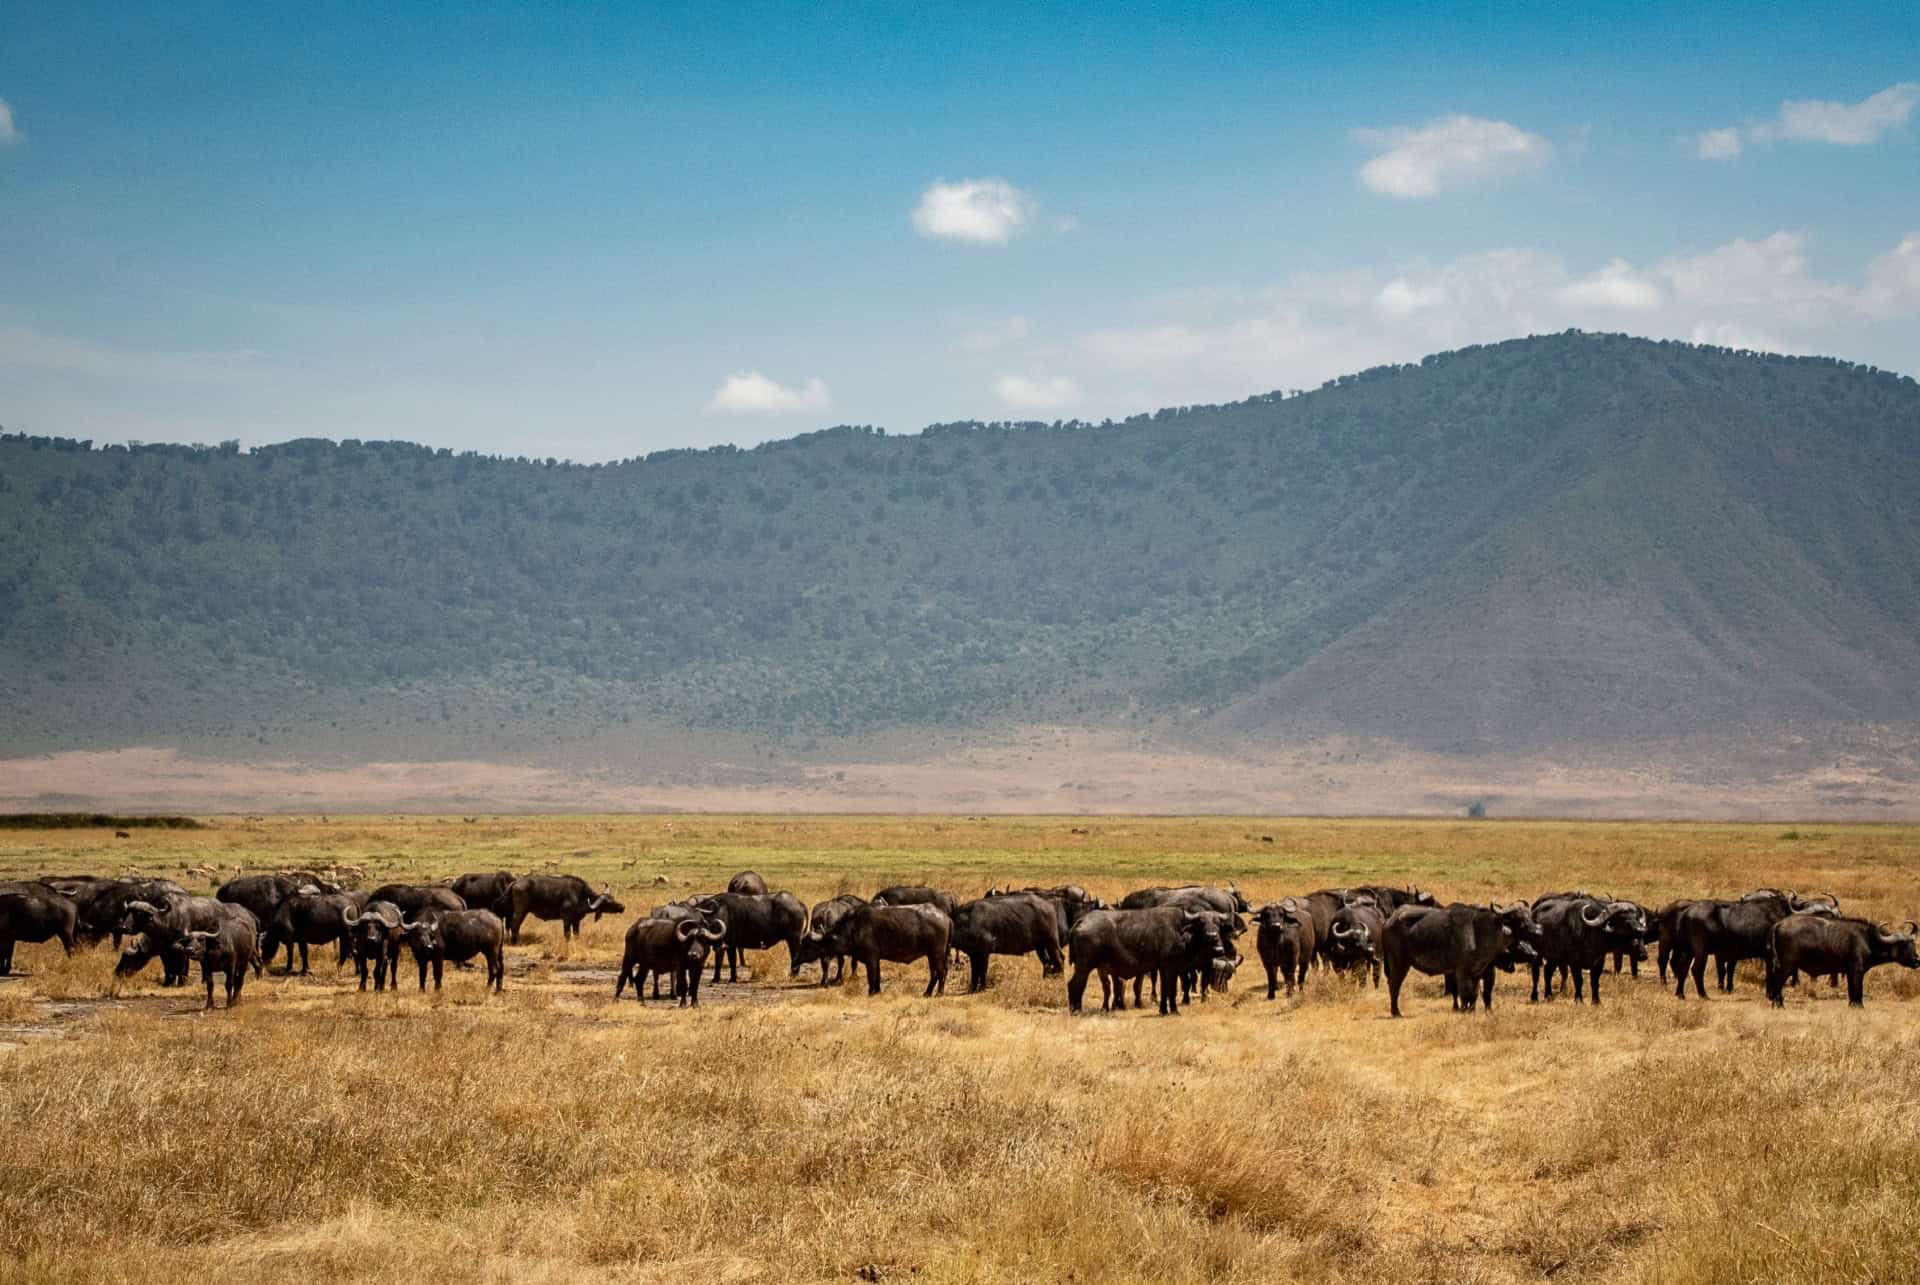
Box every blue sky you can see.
[1,2,1916,459]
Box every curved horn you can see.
[1904,921,1918,938]
[398,915,418,932]
[675,918,699,941]
[341,905,360,925]
[1580,903,1607,927]
[697,923,727,942]
[1816,891,1840,907]
[1330,922,1354,938]
[1182,908,1205,922]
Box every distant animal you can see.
[615,914,727,1006]
[400,910,508,993]
[114,830,130,840]
[1767,915,1920,1007]
[503,875,622,942]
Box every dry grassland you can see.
[2,815,1919,1284]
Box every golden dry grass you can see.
[2,815,1919,1284]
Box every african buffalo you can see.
[951,892,1063,992]
[117,896,256,987]
[1527,896,1647,1005]
[1672,890,1839,999]
[401,909,508,993]
[178,915,259,1010]
[1383,902,1538,1017]
[1354,886,1440,913]
[1767,915,1920,1007]
[871,886,961,917]
[811,903,951,997]
[1118,885,1251,915]
[1065,906,1230,1015]
[73,878,187,946]
[727,871,769,896]
[266,889,369,975]
[687,891,808,982]
[616,915,727,1006]
[790,894,866,986]
[1324,902,1386,986]
[368,883,470,923]
[1254,899,1316,998]
[449,871,516,917]
[343,900,406,991]
[0,886,78,974]
[504,875,623,943]
[217,874,324,950]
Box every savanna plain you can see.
[3,815,1919,1285]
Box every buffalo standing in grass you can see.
[1383,902,1539,1017]
[809,903,951,997]
[368,883,469,924]
[1324,902,1386,986]
[343,900,406,991]
[727,871,769,896]
[1254,899,1316,998]
[0,885,78,974]
[178,915,259,1011]
[1065,906,1230,1015]
[449,871,516,917]
[74,878,186,947]
[220,874,335,962]
[1671,890,1839,999]
[117,896,257,987]
[616,914,727,1006]
[503,875,622,943]
[790,894,866,986]
[688,891,808,982]
[950,892,1063,992]
[267,889,370,975]
[401,909,508,993]
[1527,896,1647,1005]
[1767,916,1920,1007]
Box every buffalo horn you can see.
[675,918,699,941]
[1330,922,1353,938]
[1580,903,1607,927]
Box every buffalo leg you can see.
[1387,962,1407,1017]
[1688,953,1709,999]
[1265,960,1279,999]
[968,950,988,993]
[680,961,700,1007]
[1480,968,1495,1010]
[432,958,444,991]
[1530,961,1541,1002]
[1848,969,1865,1007]
[203,962,216,1011]
[1588,966,1602,1005]
[490,947,504,992]
[1159,964,1181,1015]
[1067,962,1093,1012]
[866,955,882,996]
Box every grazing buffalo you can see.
[1382,902,1538,1017]
[117,896,256,987]
[503,875,622,943]
[449,872,516,917]
[1672,890,1839,999]
[0,886,78,974]
[267,889,369,975]
[727,871,769,896]
[1254,899,1316,998]
[1065,907,1230,1015]
[401,909,508,993]
[950,892,1063,992]
[1527,896,1647,1005]
[791,894,866,985]
[343,900,406,991]
[810,903,951,997]
[616,915,727,1006]
[688,891,808,982]
[1118,885,1252,915]
[368,883,469,923]
[1324,902,1387,986]
[178,915,259,1010]
[1767,916,1920,1007]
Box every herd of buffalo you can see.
[2,868,1917,1016]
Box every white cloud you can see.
[0,324,260,382]
[704,371,831,415]
[1556,259,1663,312]
[993,373,1081,412]
[1657,232,1843,321]
[1699,81,1919,160]
[0,98,21,146]
[1376,278,1446,318]
[912,178,1036,244]
[1353,115,1552,198]
[1695,127,1742,160]
[959,316,1031,351]
[1862,234,1920,318]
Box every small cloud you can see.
[1353,114,1551,198]
[1861,233,1920,318]
[1695,127,1742,160]
[1556,259,1663,311]
[912,178,1035,244]
[1376,278,1446,318]
[1758,81,1920,145]
[993,373,1081,411]
[705,371,831,415]
[0,98,21,146]
[959,316,1031,352]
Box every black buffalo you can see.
[0,885,78,974]
[73,877,187,946]
[616,914,727,1006]
[1065,906,1230,1015]
[950,892,1064,992]
[790,894,866,985]
[117,895,257,987]
[1527,896,1647,1005]
[343,900,406,991]
[727,871,769,896]
[1354,885,1440,913]
[1254,899,1316,998]
[1118,884,1251,915]
[688,891,808,982]
[871,886,962,917]
[1324,902,1387,986]
[401,909,508,993]
[1672,890,1839,998]
[810,903,951,997]
[1382,902,1538,1017]
[368,883,470,923]
[1767,915,1920,1007]
[217,874,326,952]
[267,890,370,975]
[178,915,260,1010]
[449,871,516,917]
[504,875,623,942]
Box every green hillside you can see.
[3,332,1916,758]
